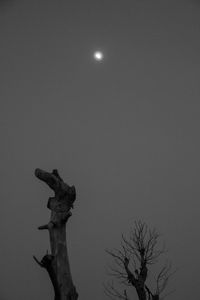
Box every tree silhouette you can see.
[33,168,78,300]
[105,221,174,300]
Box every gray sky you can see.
[1,0,200,299]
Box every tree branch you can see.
[33,254,60,299]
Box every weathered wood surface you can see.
[34,168,78,300]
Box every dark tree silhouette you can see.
[33,168,78,300]
[105,221,174,300]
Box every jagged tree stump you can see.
[33,168,78,300]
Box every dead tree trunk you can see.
[33,168,78,300]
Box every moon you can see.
[93,51,104,61]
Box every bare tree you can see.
[105,221,174,300]
[33,168,78,300]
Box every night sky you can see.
[1,1,200,299]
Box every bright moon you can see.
[94,51,104,61]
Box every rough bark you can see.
[34,168,78,300]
